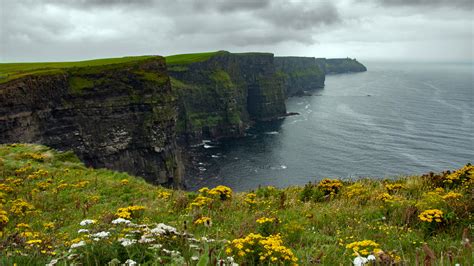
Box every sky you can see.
[0,0,473,62]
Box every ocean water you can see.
[187,62,474,191]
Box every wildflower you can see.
[353,256,368,266]
[115,205,145,219]
[46,259,59,266]
[77,229,89,234]
[346,240,381,256]
[91,231,110,239]
[150,223,178,235]
[26,239,42,245]
[43,222,55,229]
[112,218,131,225]
[0,209,8,227]
[244,193,257,206]
[10,199,34,216]
[442,192,462,200]
[318,178,343,195]
[194,216,212,227]
[70,241,86,249]
[119,238,137,247]
[385,183,404,193]
[16,223,30,230]
[418,209,443,223]
[378,193,394,202]
[124,259,137,266]
[256,217,276,224]
[157,191,172,199]
[121,179,129,185]
[79,219,96,226]
[189,195,213,209]
[208,185,233,200]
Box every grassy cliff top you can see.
[0,55,159,84]
[165,51,224,65]
[0,144,472,265]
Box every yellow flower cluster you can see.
[24,152,47,162]
[120,179,129,185]
[27,169,49,180]
[208,185,233,200]
[0,183,14,193]
[244,193,257,206]
[346,240,382,256]
[9,199,34,216]
[115,205,145,219]
[343,183,366,198]
[443,164,473,185]
[157,191,172,200]
[194,216,212,226]
[318,179,343,195]
[256,217,276,224]
[72,180,90,189]
[189,195,213,209]
[226,233,298,265]
[385,183,404,193]
[0,207,8,227]
[378,192,394,202]
[418,209,443,223]
[442,191,462,200]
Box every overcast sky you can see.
[0,0,472,62]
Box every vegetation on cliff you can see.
[0,144,472,265]
[322,58,367,74]
[0,56,157,84]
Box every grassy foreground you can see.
[0,144,472,265]
[0,56,156,84]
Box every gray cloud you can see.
[0,0,472,62]
[368,0,473,9]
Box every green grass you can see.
[165,51,223,65]
[0,144,472,265]
[0,56,158,84]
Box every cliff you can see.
[317,58,367,74]
[0,57,184,187]
[167,51,286,144]
[274,56,325,96]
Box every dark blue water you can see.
[187,62,474,191]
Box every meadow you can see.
[0,144,472,265]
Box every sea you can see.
[186,61,474,191]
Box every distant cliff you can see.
[167,51,286,144]
[0,57,184,187]
[317,58,367,74]
[274,56,325,97]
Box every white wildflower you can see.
[79,219,96,226]
[124,259,137,266]
[367,255,376,261]
[112,218,131,225]
[148,244,163,250]
[119,238,137,247]
[150,223,177,235]
[77,229,89,234]
[353,256,369,266]
[91,231,110,239]
[191,256,199,261]
[70,241,86,249]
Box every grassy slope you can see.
[0,144,472,265]
[165,52,221,65]
[0,56,157,84]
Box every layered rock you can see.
[274,56,325,97]
[168,51,286,144]
[0,57,184,187]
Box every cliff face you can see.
[274,57,325,97]
[318,58,367,74]
[168,51,286,144]
[0,57,184,187]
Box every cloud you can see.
[366,0,473,9]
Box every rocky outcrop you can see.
[168,51,286,144]
[0,57,184,187]
[274,56,325,97]
[317,58,367,74]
